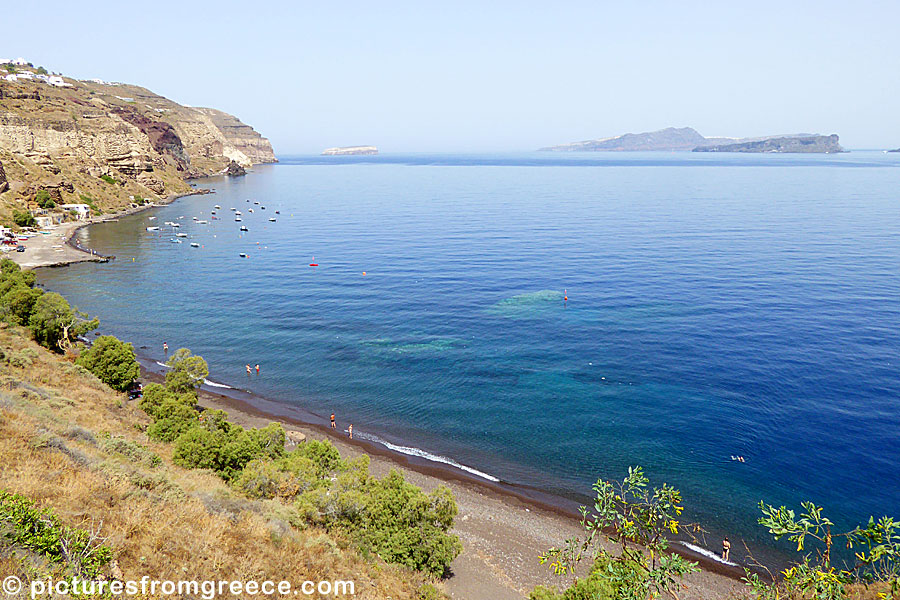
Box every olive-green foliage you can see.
[13,210,35,227]
[0,488,113,577]
[0,260,97,352]
[28,292,98,352]
[99,174,120,185]
[75,335,140,391]
[172,418,286,481]
[165,348,208,394]
[417,583,449,600]
[35,189,55,209]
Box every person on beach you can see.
[722,537,731,562]
[348,424,353,439]
[331,413,336,429]
[255,364,260,375]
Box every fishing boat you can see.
[146,226,159,231]
[171,222,180,228]
[197,220,208,224]
[230,207,236,211]
[176,233,188,237]
[214,205,221,209]
[239,253,247,258]
[268,218,276,222]
[260,206,266,210]
[235,217,242,222]
[240,226,248,231]
[148,216,156,220]
[190,242,200,248]
[248,208,254,213]
[275,210,280,214]
[254,201,260,205]
[170,239,182,244]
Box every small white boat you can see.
[235,217,242,222]
[230,207,236,211]
[190,242,200,248]
[197,220,208,224]
[171,222,180,228]
[248,208,254,213]
[239,253,247,258]
[214,205,221,209]
[275,210,280,214]
[240,226,248,231]
[148,216,157,220]
[146,226,159,231]
[210,211,216,215]
[176,233,188,237]
[170,238,182,244]
[268,218,276,222]
[192,217,198,221]
[254,201,259,205]
[235,211,242,215]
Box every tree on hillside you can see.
[164,348,209,393]
[28,292,98,352]
[76,335,140,392]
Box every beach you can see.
[138,369,745,600]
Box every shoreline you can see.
[41,178,747,598]
[138,360,747,599]
[11,187,212,270]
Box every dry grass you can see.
[0,326,432,599]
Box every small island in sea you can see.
[541,126,845,153]
[888,147,900,153]
[321,145,378,156]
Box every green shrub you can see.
[35,189,55,209]
[75,335,140,392]
[418,583,448,600]
[234,459,286,499]
[12,210,35,227]
[0,489,113,577]
[99,433,161,467]
[28,292,97,352]
[146,400,198,442]
[99,174,120,185]
[8,351,34,368]
[164,348,208,394]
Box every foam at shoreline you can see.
[355,431,500,482]
[679,542,739,567]
[154,360,233,389]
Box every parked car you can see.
[15,245,25,252]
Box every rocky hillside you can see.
[693,134,844,153]
[0,66,275,222]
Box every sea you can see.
[36,151,900,566]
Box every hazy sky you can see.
[4,1,898,153]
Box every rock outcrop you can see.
[321,146,378,156]
[0,160,7,194]
[693,134,844,154]
[225,160,246,177]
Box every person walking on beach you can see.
[722,537,731,562]
[348,424,353,439]
[255,364,260,375]
[330,413,336,429]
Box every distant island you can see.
[694,134,844,154]
[321,145,378,156]
[541,127,845,153]
[889,148,900,153]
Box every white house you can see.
[48,75,70,87]
[60,204,91,219]
[4,74,16,82]
[11,58,28,66]
[34,216,56,230]
[15,71,33,80]
[0,59,10,65]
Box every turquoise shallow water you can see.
[38,151,900,564]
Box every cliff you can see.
[321,145,378,156]
[0,68,275,221]
[693,134,844,154]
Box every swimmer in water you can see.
[255,364,260,375]
[246,364,251,377]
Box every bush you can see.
[99,174,120,185]
[28,292,98,352]
[13,210,36,227]
[75,335,140,392]
[35,189,55,209]
[0,489,113,577]
[165,348,208,394]
[233,459,286,499]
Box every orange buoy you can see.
[362,271,367,276]
[564,289,568,302]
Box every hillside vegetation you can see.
[0,260,453,599]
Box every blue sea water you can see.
[38,151,900,563]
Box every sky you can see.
[3,0,899,153]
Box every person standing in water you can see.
[330,413,336,429]
[255,364,260,375]
[722,537,731,562]
[348,424,353,439]
[246,364,251,377]
[163,342,168,355]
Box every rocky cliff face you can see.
[0,74,275,219]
